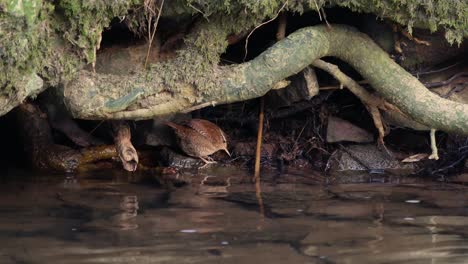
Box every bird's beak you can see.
[224,148,231,157]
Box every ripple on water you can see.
[0,170,467,263]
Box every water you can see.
[0,168,467,264]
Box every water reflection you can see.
[114,195,139,230]
[0,170,467,263]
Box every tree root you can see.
[112,121,139,171]
[311,59,391,147]
[16,103,119,172]
[312,59,442,159]
[63,25,468,135]
[429,129,439,160]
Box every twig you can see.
[88,120,105,136]
[313,0,323,21]
[424,72,468,88]
[255,172,265,217]
[144,0,165,68]
[254,97,265,218]
[312,59,395,148]
[253,98,264,181]
[320,8,331,28]
[182,101,217,113]
[243,1,288,61]
[412,62,461,76]
[188,3,209,21]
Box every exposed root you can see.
[49,115,103,147]
[428,129,439,160]
[400,28,431,46]
[312,59,395,148]
[17,103,119,172]
[112,121,139,171]
[365,104,388,151]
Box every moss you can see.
[0,0,139,96]
[1,0,466,109]
[0,1,52,95]
[147,1,315,100]
[333,0,467,45]
[164,0,466,45]
[55,0,140,62]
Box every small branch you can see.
[312,59,394,147]
[312,59,393,110]
[424,72,468,88]
[188,3,209,21]
[182,101,217,113]
[253,98,264,181]
[320,8,331,28]
[144,0,165,68]
[313,0,322,21]
[255,173,265,217]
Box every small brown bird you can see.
[164,119,230,164]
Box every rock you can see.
[155,147,204,168]
[233,141,277,158]
[327,144,417,179]
[326,116,373,143]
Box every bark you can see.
[63,25,468,135]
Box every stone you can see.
[233,142,277,158]
[155,147,204,168]
[326,116,373,143]
[327,144,417,179]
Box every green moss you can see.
[333,0,467,45]
[4,0,42,26]
[0,0,140,96]
[142,0,467,103]
[1,0,466,106]
[147,1,314,100]
[55,0,140,62]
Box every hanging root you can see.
[112,121,139,171]
[312,59,395,150]
[428,129,439,160]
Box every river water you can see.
[0,168,467,264]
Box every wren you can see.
[164,119,230,164]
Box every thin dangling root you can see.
[428,129,439,160]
